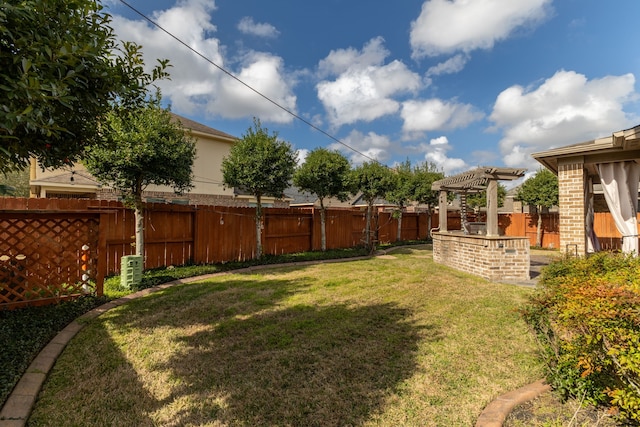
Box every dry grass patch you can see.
[28,246,542,426]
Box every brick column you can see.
[558,158,587,256]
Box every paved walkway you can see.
[0,247,557,427]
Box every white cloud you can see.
[330,130,392,165]
[296,148,310,165]
[418,136,468,175]
[110,0,296,123]
[316,37,422,128]
[237,17,280,38]
[410,0,552,58]
[401,98,484,136]
[317,37,389,77]
[426,54,469,76]
[489,70,638,168]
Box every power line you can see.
[117,0,378,163]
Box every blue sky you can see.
[104,0,640,177]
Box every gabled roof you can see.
[532,124,640,174]
[170,113,237,142]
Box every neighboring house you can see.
[286,186,355,209]
[30,113,263,207]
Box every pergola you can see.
[431,167,525,236]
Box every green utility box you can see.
[121,255,143,289]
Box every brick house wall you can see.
[557,158,587,256]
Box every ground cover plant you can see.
[27,246,542,426]
[0,296,108,405]
[521,252,640,424]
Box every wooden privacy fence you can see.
[1,196,635,309]
[0,198,430,309]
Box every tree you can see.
[222,118,297,258]
[466,184,507,211]
[0,0,167,174]
[517,168,559,247]
[349,161,393,251]
[293,148,351,251]
[411,161,445,238]
[84,100,196,257]
[385,159,415,241]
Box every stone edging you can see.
[475,380,552,427]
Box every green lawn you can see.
[28,246,543,426]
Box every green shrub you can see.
[521,252,640,423]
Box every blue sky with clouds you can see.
[105,0,640,176]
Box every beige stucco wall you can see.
[31,130,235,201]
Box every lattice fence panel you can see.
[0,214,100,308]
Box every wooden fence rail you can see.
[0,196,633,309]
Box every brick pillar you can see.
[558,158,587,256]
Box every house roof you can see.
[170,113,237,142]
[532,124,640,175]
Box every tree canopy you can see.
[466,183,507,210]
[385,160,414,210]
[222,118,297,203]
[517,168,559,247]
[84,100,196,255]
[293,148,351,251]
[385,160,416,241]
[516,168,559,210]
[293,148,351,206]
[222,118,297,258]
[411,161,444,210]
[350,161,393,250]
[0,0,168,173]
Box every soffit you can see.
[532,125,640,174]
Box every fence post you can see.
[96,213,108,297]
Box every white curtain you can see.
[585,175,600,253]
[597,161,640,255]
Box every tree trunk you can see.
[134,194,144,257]
[319,199,327,252]
[365,203,372,251]
[255,194,263,258]
[536,205,543,248]
[396,209,403,242]
[427,208,432,239]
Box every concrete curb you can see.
[475,380,552,427]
